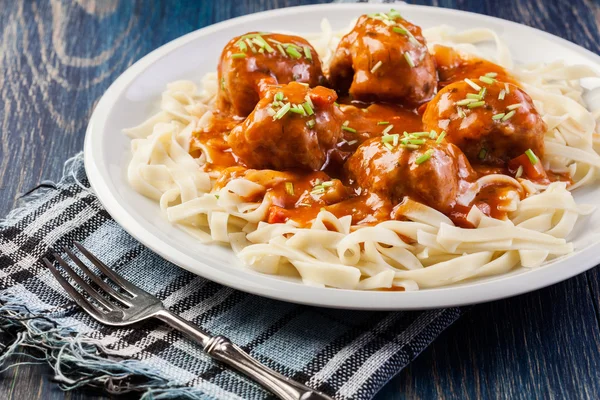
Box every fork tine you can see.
[43,258,108,320]
[52,253,116,312]
[74,242,138,295]
[64,248,133,307]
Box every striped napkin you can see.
[0,154,462,399]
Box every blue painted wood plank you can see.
[382,274,600,399]
[1,1,600,399]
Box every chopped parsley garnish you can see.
[502,110,516,121]
[371,60,383,74]
[388,9,402,18]
[467,100,486,109]
[456,98,476,106]
[408,138,425,145]
[436,131,446,144]
[304,95,314,108]
[303,46,312,61]
[391,23,420,47]
[415,149,433,165]
[515,165,524,178]
[311,180,334,195]
[302,101,314,115]
[493,100,522,123]
[404,52,415,68]
[277,44,286,57]
[382,134,400,146]
[253,35,275,53]
[479,87,487,98]
[245,39,257,53]
[270,89,317,122]
[285,182,294,196]
[525,149,539,165]
[289,104,307,115]
[378,130,443,153]
[392,26,408,35]
[368,10,402,23]
[232,34,314,61]
[464,78,481,91]
[479,75,496,84]
[272,102,291,120]
[286,46,302,59]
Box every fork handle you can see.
[156,310,331,400]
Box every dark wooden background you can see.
[1,0,600,399]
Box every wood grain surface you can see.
[1,0,600,399]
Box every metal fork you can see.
[43,242,331,400]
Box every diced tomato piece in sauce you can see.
[508,153,547,180]
[267,206,289,224]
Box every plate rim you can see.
[84,2,600,310]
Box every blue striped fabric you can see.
[0,154,463,399]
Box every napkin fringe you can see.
[0,153,89,229]
[0,292,207,399]
[0,185,53,228]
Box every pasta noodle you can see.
[123,20,599,291]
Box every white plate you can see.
[84,3,600,310]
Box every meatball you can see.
[228,82,343,171]
[217,32,325,117]
[432,45,516,88]
[329,12,436,104]
[422,79,546,165]
[328,103,424,165]
[345,136,474,213]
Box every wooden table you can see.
[1,1,600,399]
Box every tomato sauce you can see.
[432,45,520,88]
[188,36,569,230]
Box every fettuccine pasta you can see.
[124,18,598,291]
